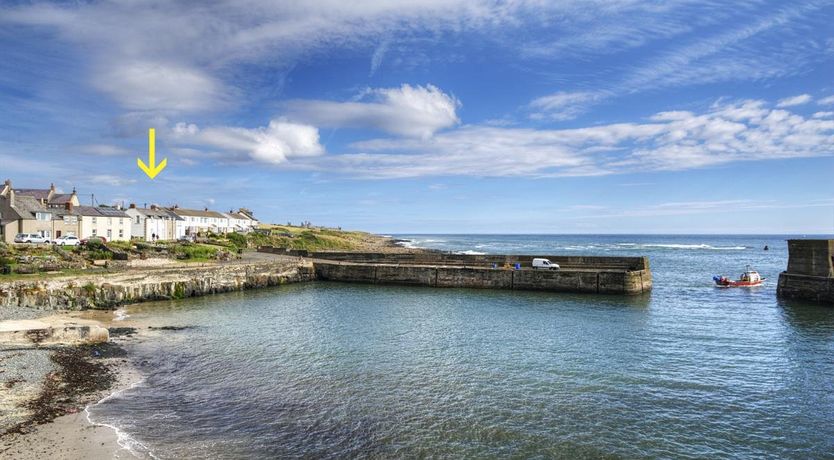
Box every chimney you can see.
[0,179,10,197]
[129,203,136,209]
[204,207,208,212]
[150,204,157,210]
[65,201,73,212]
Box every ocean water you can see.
[92,235,834,459]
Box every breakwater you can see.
[777,239,834,304]
[303,251,652,295]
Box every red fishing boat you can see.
[713,266,765,287]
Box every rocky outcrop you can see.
[0,261,315,311]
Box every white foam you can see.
[616,243,747,250]
[455,250,486,255]
[396,239,419,249]
[85,379,159,459]
[114,309,129,321]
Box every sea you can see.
[91,235,834,459]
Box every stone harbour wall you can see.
[314,261,652,295]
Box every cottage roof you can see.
[49,193,75,204]
[10,195,49,219]
[225,212,251,220]
[131,207,183,220]
[69,206,129,218]
[171,208,226,219]
[14,189,51,201]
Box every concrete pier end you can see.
[777,239,834,304]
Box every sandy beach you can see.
[1,411,137,460]
[0,308,147,459]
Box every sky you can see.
[1,0,833,234]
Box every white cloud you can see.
[819,95,834,106]
[171,119,324,165]
[287,84,460,138]
[529,91,605,121]
[777,94,813,108]
[293,97,834,178]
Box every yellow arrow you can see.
[137,128,168,179]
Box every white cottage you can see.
[125,205,182,241]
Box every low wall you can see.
[0,261,315,310]
[314,261,651,295]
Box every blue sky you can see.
[1,1,833,234]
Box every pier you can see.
[777,239,834,304]
[258,249,653,295]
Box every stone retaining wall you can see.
[0,261,315,310]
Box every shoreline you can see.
[0,312,149,459]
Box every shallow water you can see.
[93,235,834,458]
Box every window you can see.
[108,218,112,225]
[92,229,97,236]
[63,216,78,224]
[119,229,124,238]
[35,212,51,221]
[136,216,140,224]
[107,229,112,238]
[92,217,97,224]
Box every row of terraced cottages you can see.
[0,180,258,243]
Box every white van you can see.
[532,258,560,270]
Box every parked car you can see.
[532,258,560,270]
[53,235,81,247]
[80,236,107,245]
[14,233,50,244]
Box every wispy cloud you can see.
[88,174,137,187]
[77,144,131,157]
[529,91,606,121]
[777,94,813,108]
[525,2,833,118]
[369,39,390,76]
